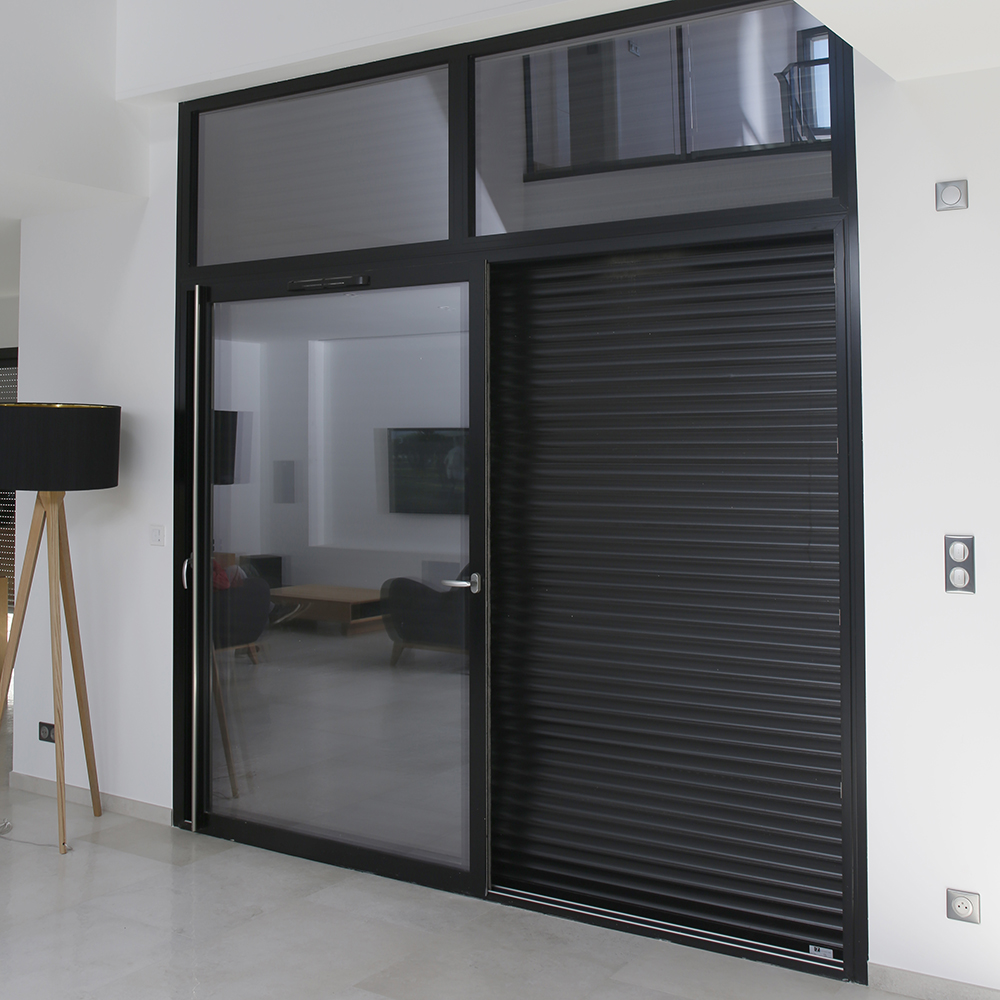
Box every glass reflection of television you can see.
[388,428,467,514]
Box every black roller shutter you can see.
[489,234,844,972]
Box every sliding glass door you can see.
[196,275,482,883]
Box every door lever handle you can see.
[442,572,481,594]
[182,556,191,590]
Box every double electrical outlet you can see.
[945,535,975,593]
[947,888,981,924]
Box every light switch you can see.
[936,180,968,211]
[945,534,974,593]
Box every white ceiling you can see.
[798,0,1000,80]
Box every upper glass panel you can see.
[476,2,831,235]
[198,68,449,265]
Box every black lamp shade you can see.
[0,403,121,491]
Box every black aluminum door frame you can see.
[173,257,488,896]
[172,0,865,978]
[172,210,864,952]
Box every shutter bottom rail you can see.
[489,885,845,976]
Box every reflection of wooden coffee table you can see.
[270,585,383,636]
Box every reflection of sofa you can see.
[380,570,468,665]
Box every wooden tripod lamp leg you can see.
[0,579,7,671]
[56,500,101,817]
[0,496,47,726]
[0,491,104,851]
[40,491,68,854]
[212,649,239,799]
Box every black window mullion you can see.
[450,52,472,242]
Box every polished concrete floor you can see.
[210,624,468,867]
[0,784,905,1000]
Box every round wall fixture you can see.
[935,179,968,211]
[940,185,962,206]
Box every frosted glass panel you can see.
[199,68,449,265]
[475,3,831,236]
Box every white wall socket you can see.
[149,524,165,546]
[947,888,980,923]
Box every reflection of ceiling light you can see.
[439,305,451,310]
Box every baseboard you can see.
[9,771,172,826]
[869,964,1000,1000]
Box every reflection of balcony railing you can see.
[775,58,830,144]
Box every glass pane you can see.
[524,26,681,173]
[210,284,470,870]
[685,5,829,151]
[199,68,449,265]
[476,2,830,236]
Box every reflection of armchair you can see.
[380,570,468,665]
[212,575,270,661]
[211,573,270,798]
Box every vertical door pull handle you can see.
[191,284,204,831]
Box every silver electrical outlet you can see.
[945,535,975,593]
[947,888,980,923]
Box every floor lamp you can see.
[0,403,121,853]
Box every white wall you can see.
[0,0,147,218]
[855,54,1000,989]
[12,105,177,809]
[800,1,1000,82]
[318,333,466,557]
